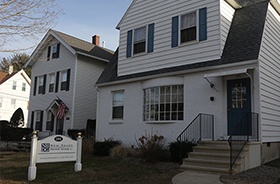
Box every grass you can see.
[0,151,180,184]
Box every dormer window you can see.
[47,43,60,61]
[181,11,197,43]
[126,23,154,58]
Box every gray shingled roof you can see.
[53,30,114,61]
[96,1,269,85]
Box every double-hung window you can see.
[144,85,184,122]
[38,76,45,94]
[22,83,26,91]
[112,91,124,119]
[61,71,67,91]
[172,7,207,47]
[11,99,16,108]
[181,11,197,43]
[134,27,146,54]
[47,43,60,60]
[126,23,154,57]
[49,73,55,92]
[35,111,43,131]
[12,81,16,90]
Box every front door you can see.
[227,78,251,135]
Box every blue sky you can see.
[0,0,132,59]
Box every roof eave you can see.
[76,51,110,63]
[116,0,137,29]
[225,0,242,9]
[271,0,280,14]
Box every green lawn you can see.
[0,152,180,184]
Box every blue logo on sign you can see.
[41,143,50,152]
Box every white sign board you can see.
[37,135,77,163]
[28,133,82,181]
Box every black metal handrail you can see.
[177,113,214,143]
[176,113,214,162]
[228,112,259,170]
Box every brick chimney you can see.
[8,65,13,75]
[92,34,100,46]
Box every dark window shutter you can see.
[147,23,154,53]
[56,43,60,58]
[40,111,43,131]
[33,77,37,96]
[126,30,133,58]
[172,16,179,47]
[43,74,47,94]
[66,69,71,91]
[31,111,34,130]
[199,7,207,41]
[47,46,51,61]
[55,71,60,93]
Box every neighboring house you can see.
[0,67,31,127]
[96,0,280,173]
[25,29,113,137]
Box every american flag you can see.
[56,100,67,119]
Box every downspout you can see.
[95,85,100,142]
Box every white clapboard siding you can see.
[28,40,76,131]
[72,55,107,129]
[118,0,221,76]
[258,4,280,142]
[0,70,30,127]
[220,0,235,55]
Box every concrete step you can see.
[182,158,240,169]
[180,164,236,175]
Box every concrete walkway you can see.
[172,171,222,184]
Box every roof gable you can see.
[26,29,114,67]
[0,69,30,85]
[116,0,136,29]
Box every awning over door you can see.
[204,68,254,78]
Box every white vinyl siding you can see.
[72,55,107,129]
[118,0,221,76]
[220,0,235,55]
[28,40,75,131]
[258,4,280,142]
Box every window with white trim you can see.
[112,91,124,119]
[35,111,42,131]
[134,26,146,54]
[60,71,67,91]
[143,85,184,122]
[49,73,55,92]
[11,99,16,108]
[22,82,26,91]
[38,76,44,94]
[47,43,60,60]
[181,11,197,43]
[12,81,17,90]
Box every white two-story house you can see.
[96,0,280,173]
[26,29,113,136]
[0,68,31,127]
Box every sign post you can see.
[28,132,38,181]
[28,132,82,181]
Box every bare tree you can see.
[0,0,62,53]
